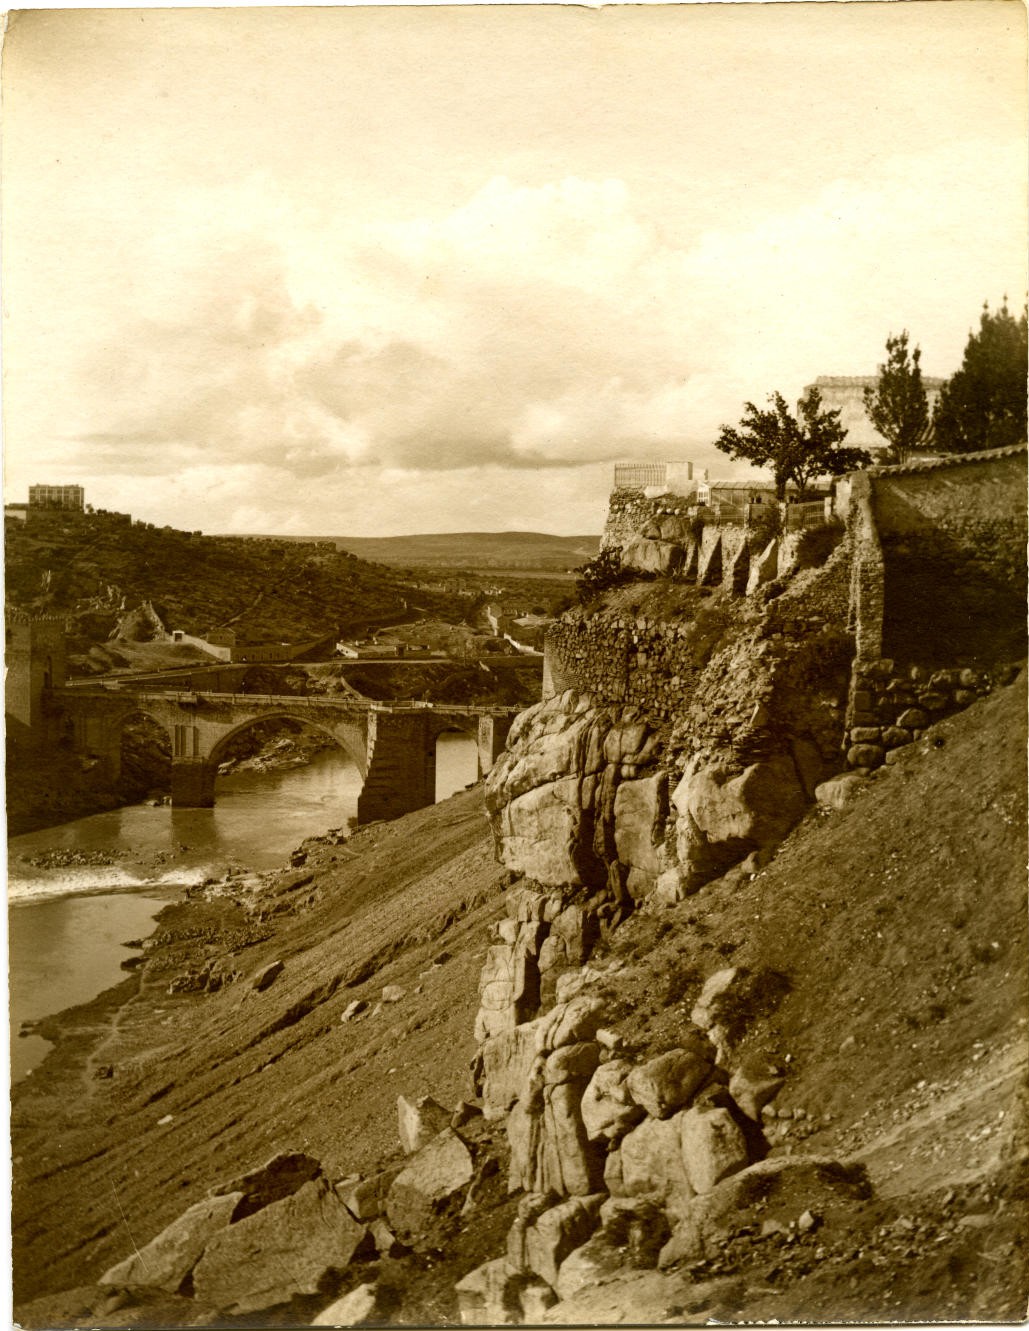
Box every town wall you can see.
[558,446,1026,774]
[849,446,1027,670]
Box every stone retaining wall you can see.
[844,658,1017,770]
[543,605,735,725]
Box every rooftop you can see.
[867,443,1026,477]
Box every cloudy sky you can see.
[3,3,1026,536]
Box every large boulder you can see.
[508,1077,604,1198]
[191,1178,368,1315]
[625,1042,714,1119]
[385,1129,475,1240]
[523,1195,605,1288]
[672,755,808,886]
[475,941,542,1041]
[336,1166,402,1222]
[611,1100,751,1217]
[613,775,667,894]
[454,1257,523,1325]
[397,1095,453,1155]
[534,995,608,1053]
[544,904,598,969]
[727,1058,785,1122]
[544,1042,601,1086]
[674,756,807,845]
[678,1105,749,1194]
[497,778,588,886]
[481,1023,541,1119]
[614,1115,694,1212]
[580,1059,644,1142]
[99,1192,243,1292]
[554,1231,626,1302]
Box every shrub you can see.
[574,547,631,603]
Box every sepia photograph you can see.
[3,2,1027,1326]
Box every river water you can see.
[8,733,480,1082]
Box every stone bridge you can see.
[54,686,518,825]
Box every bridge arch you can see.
[433,725,479,802]
[206,709,368,779]
[87,706,173,783]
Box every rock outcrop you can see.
[191,1178,368,1315]
[484,694,666,894]
[451,869,874,1322]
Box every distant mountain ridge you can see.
[327,531,599,570]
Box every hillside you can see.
[12,674,1027,1325]
[4,510,469,662]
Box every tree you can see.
[933,300,1028,453]
[863,330,933,463]
[715,387,872,499]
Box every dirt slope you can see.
[11,676,1028,1324]
[12,789,507,1306]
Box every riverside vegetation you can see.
[9,460,1028,1326]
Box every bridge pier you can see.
[477,714,513,777]
[55,682,519,826]
[171,759,216,808]
[357,711,436,825]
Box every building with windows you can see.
[805,376,944,457]
[28,484,85,511]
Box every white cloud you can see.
[5,138,1025,532]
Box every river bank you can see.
[11,786,508,1316]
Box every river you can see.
[8,733,480,1082]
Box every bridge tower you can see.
[5,610,67,751]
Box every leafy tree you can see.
[933,300,1028,453]
[715,387,872,499]
[863,330,933,463]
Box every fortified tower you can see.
[5,610,68,750]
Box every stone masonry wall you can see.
[850,447,1027,670]
[602,489,695,554]
[543,602,738,727]
[842,447,1026,764]
[844,658,1019,770]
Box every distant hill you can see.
[4,510,468,662]
[330,531,599,571]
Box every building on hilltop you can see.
[612,461,708,496]
[28,483,85,511]
[806,375,944,458]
